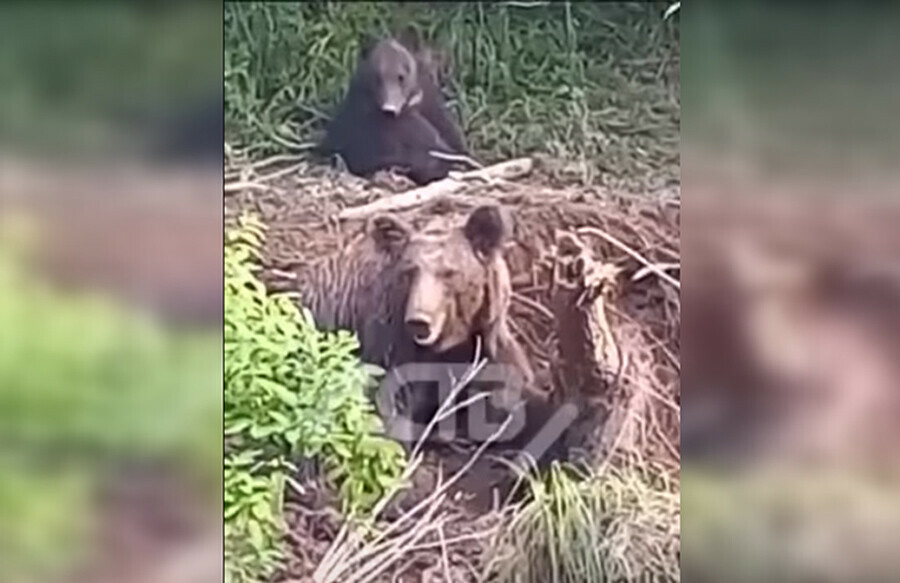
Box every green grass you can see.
[0,4,221,156]
[485,463,680,583]
[224,2,679,188]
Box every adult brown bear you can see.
[319,27,468,186]
[289,206,576,462]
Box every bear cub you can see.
[319,26,468,186]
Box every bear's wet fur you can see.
[291,206,571,465]
[319,26,468,186]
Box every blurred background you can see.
[0,4,223,583]
[682,4,900,581]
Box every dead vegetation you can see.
[225,154,681,581]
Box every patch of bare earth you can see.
[225,156,681,581]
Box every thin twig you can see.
[438,524,452,582]
[224,181,271,193]
[255,161,307,183]
[513,291,556,321]
[632,262,680,283]
[578,226,681,290]
[315,414,515,583]
[248,153,306,171]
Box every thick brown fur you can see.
[293,206,530,384]
[288,207,577,464]
[319,26,468,186]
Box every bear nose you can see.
[405,317,433,344]
[381,103,401,116]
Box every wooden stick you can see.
[337,157,533,220]
[578,225,681,290]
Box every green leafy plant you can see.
[224,213,406,582]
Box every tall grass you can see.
[0,4,221,156]
[486,463,680,583]
[224,2,679,188]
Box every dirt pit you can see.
[226,157,682,581]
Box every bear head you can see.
[366,205,514,357]
[356,26,436,117]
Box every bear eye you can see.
[438,268,458,279]
[397,72,406,84]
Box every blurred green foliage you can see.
[224,214,406,582]
[0,214,222,581]
[0,4,222,155]
[224,1,679,188]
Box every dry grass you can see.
[486,464,680,583]
[224,3,680,580]
[225,156,681,581]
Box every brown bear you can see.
[318,26,468,186]
[287,205,579,461]
[294,205,531,383]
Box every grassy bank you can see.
[224,2,679,190]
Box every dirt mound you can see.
[227,160,680,493]
[226,159,680,471]
[225,157,681,581]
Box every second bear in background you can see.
[319,27,468,186]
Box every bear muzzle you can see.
[380,101,402,116]
[379,86,406,116]
[405,312,444,346]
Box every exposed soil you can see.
[225,157,682,581]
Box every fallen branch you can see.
[429,150,484,170]
[223,181,272,194]
[337,157,533,220]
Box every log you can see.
[550,231,621,403]
[550,231,633,463]
[337,157,533,220]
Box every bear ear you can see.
[464,205,508,257]
[368,213,412,252]
[396,25,423,53]
[358,33,378,60]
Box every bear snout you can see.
[405,316,431,341]
[405,314,441,346]
[380,101,402,116]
